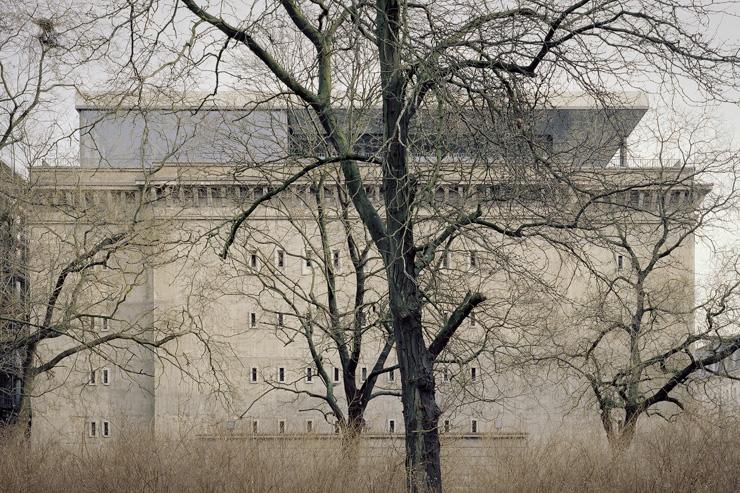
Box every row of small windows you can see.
[255,306,482,330]
[81,316,110,332]
[38,186,697,211]
[249,248,480,272]
[86,417,483,436]
[39,184,549,208]
[239,418,481,434]
[248,366,478,384]
[602,189,695,210]
[88,419,111,438]
[87,368,112,385]
[84,363,472,388]
[41,190,139,208]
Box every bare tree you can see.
[511,121,740,450]
[89,0,740,490]
[0,170,219,436]
[188,170,399,444]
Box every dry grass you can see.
[1,417,738,493]
[476,417,740,493]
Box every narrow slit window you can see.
[441,251,449,269]
[332,250,341,271]
[250,367,258,383]
[101,368,110,385]
[388,369,395,382]
[471,367,478,383]
[444,420,451,433]
[252,421,259,434]
[617,255,624,271]
[249,312,257,329]
[303,250,313,274]
[388,419,396,434]
[305,367,313,383]
[277,313,285,327]
[361,367,368,382]
[469,251,478,269]
[306,420,314,433]
[278,367,286,383]
[249,251,259,269]
[197,187,209,206]
[333,367,340,383]
[101,318,109,332]
[471,420,478,434]
[278,420,286,434]
[102,420,111,438]
[88,420,97,438]
[276,249,285,269]
[442,368,449,383]
[89,370,97,385]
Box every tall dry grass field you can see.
[0,417,737,492]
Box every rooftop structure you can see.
[26,92,706,446]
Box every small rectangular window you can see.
[197,187,209,206]
[305,367,313,383]
[441,251,449,269]
[278,420,286,434]
[88,420,97,438]
[101,368,110,385]
[101,318,109,332]
[249,312,257,329]
[102,420,111,438]
[306,420,314,433]
[252,420,259,434]
[442,368,449,383]
[303,250,314,274]
[629,191,640,208]
[89,370,97,385]
[278,367,286,383]
[670,190,682,204]
[469,251,478,269]
[471,419,478,434]
[250,367,258,383]
[469,312,476,327]
[388,369,395,383]
[333,367,340,383]
[444,420,451,433]
[249,251,259,269]
[471,367,478,383]
[277,313,284,327]
[617,255,624,270]
[361,367,367,382]
[276,249,285,269]
[388,419,396,434]
[211,187,225,204]
[332,250,341,270]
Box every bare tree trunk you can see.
[375,0,443,487]
[605,409,639,454]
[395,311,442,493]
[15,343,35,437]
[341,411,364,468]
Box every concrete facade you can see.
[26,93,705,447]
[0,161,27,423]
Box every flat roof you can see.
[75,90,649,111]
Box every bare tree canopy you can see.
[2,1,740,492]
